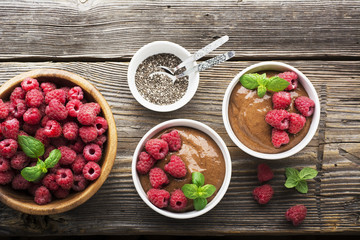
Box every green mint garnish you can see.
[284,167,318,194]
[239,73,290,98]
[18,135,61,182]
[181,172,216,211]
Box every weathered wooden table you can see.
[0,0,359,236]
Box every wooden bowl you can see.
[0,69,117,215]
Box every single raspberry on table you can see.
[12,174,31,190]
[82,161,101,181]
[295,96,315,117]
[164,155,187,178]
[45,89,67,105]
[93,117,108,135]
[72,174,88,192]
[149,167,169,189]
[35,128,50,146]
[53,187,70,199]
[58,146,76,165]
[68,86,84,101]
[45,99,68,121]
[43,120,62,138]
[79,126,98,143]
[71,155,87,174]
[21,77,39,92]
[265,109,290,130]
[0,99,9,119]
[272,128,289,148]
[0,139,18,158]
[55,168,74,190]
[272,91,291,109]
[1,118,20,140]
[66,99,83,118]
[288,113,306,134]
[161,130,182,151]
[9,99,27,119]
[147,188,170,208]
[63,121,79,140]
[10,87,26,103]
[0,157,10,172]
[92,134,107,148]
[0,170,14,185]
[145,139,169,160]
[286,205,307,226]
[136,151,156,175]
[83,143,102,162]
[23,108,42,125]
[253,184,274,204]
[34,186,52,205]
[170,189,187,211]
[257,163,274,183]
[10,152,30,170]
[278,71,298,91]
[42,173,59,191]
[69,138,85,153]
[40,82,57,94]
[25,89,44,108]
[77,103,99,125]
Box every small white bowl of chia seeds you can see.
[128,41,200,112]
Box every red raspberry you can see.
[286,205,307,226]
[25,89,44,108]
[253,184,274,204]
[77,103,99,125]
[10,152,29,170]
[1,118,20,139]
[265,109,290,130]
[35,128,50,146]
[12,174,31,190]
[43,120,62,138]
[257,163,274,183]
[83,143,102,162]
[147,188,170,208]
[18,130,29,137]
[69,138,85,153]
[0,139,18,158]
[164,155,187,178]
[40,82,56,94]
[93,117,108,135]
[0,170,14,185]
[272,129,289,148]
[51,137,67,148]
[41,115,50,127]
[79,126,98,143]
[82,161,101,181]
[45,99,68,121]
[42,173,59,191]
[170,189,187,211]
[295,96,315,117]
[72,174,88,192]
[278,71,298,91]
[63,121,78,140]
[55,168,74,189]
[68,86,84,101]
[58,146,76,165]
[86,102,101,115]
[21,77,39,92]
[28,182,42,196]
[9,99,27,119]
[71,155,87,174]
[0,157,10,172]
[45,89,66,105]
[23,108,42,125]
[43,145,56,159]
[60,87,70,99]
[145,139,169,160]
[272,91,291,109]
[92,134,107,148]
[10,87,25,103]
[49,163,61,174]
[66,99,83,117]
[53,187,70,199]
[0,99,9,119]
[23,123,39,135]
[161,130,182,151]
[38,104,46,116]
[136,151,156,175]
[288,113,306,134]
[149,167,169,189]
[34,186,52,205]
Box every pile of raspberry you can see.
[0,77,108,205]
[265,71,315,148]
[136,130,188,211]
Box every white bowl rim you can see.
[222,61,320,160]
[127,41,200,112]
[131,119,232,219]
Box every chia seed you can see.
[135,53,189,105]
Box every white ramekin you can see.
[222,61,320,160]
[127,41,200,112]
[132,119,232,219]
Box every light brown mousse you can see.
[139,127,226,212]
[228,71,312,154]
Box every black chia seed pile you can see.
[135,53,189,105]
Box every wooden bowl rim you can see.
[0,69,117,215]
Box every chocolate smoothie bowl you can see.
[132,119,231,219]
[223,62,320,160]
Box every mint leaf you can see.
[285,168,299,178]
[21,165,43,182]
[285,175,300,188]
[295,180,308,193]
[299,168,318,180]
[18,135,44,159]
[257,73,268,86]
[239,74,260,90]
[192,172,205,187]
[44,149,61,169]
[37,159,48,174]
[266,77,290,92]
[194,198,207,211]
[198,184,216,198]
[181,184,199,199]
[257,85,267,98]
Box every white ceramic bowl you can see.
[132,119,232,219]
[222,61,320,160]
[128,41,200,112]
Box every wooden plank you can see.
[0,0,359,60]
[0,61,359,235]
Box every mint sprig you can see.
[284,167,318,193]
[18,135,61,182]
[181,172,216,210]
[239,73,290,98]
